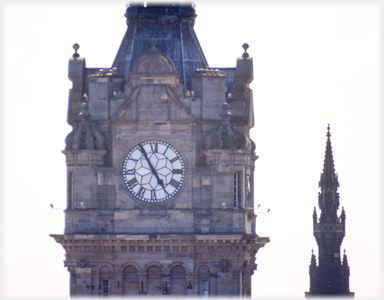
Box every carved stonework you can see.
[205,102,251,150]
[65,100,105,151]
[79,259,90,269]
[218,259,231,273]
[138,57,169,74]
[127,42,180,87]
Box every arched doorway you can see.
[146,265,163,295]
[198,265,210,296]
[122,265,139,295]
[170,265,186,295]
[99,265,112,296]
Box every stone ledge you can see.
[63,150,107,166]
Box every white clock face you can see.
[122,140,185,203]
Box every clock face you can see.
[122,140,185,203]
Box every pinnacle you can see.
[319,124,338,189]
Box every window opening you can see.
[102,280,110,297]
[234,172,239,208]
[68,172,74,209]
[201,280,209,296]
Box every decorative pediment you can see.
[128,39,180,86]
[135,56,171,74]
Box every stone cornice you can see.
[51,234,269,250]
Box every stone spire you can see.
[305,126,354,297]
[319,124,339,190]
[342,249,349,266]
[318,124,340,223]
[312,206,317,224]
[310,249,317,267]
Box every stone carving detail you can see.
[65,97,105,150]
[218,259,231,273]
[138,57,169,74]
[205,102,251,150]
[78,259,89,269]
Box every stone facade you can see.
[51,3,269,296]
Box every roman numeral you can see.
[172,169,183,174]
[137,187,145,198]
[123,169,135,175]
[151,190,157,200]
[127,178,138,188]
[163,146,169,155]
[170,157,179,163]
[152,142,158,153]
[169,179,180,188]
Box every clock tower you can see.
[51,3,269,296]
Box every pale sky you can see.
[2,1,382,299]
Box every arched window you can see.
[170,265,186,295]
[198,265,210,297]
[146,265,162,295]
[123,265,138,295]
[99,265,111,297]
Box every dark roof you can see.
[112,3,208,89]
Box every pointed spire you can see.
[310,248,317,266]
[340,206,346,222]
[342,249,349,266]
[312,207,318,224]
[319,124,339,190]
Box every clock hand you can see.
[139,145,167,191]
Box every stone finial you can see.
[149,38,158,52]
[195,68,220,76]
[242,43,249,58]
[342,248,349,266]
[73,43,80,58]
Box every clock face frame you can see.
[122,140,186,203]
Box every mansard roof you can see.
[112,3,208,89]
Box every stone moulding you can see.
[50,234,269,251]
[62,150,107,166]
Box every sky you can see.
[1,0,382,299]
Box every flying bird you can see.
[257,204,261,208]
[267,208,270,213]
[50,204,54,209]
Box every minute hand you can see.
[139,145,165,187]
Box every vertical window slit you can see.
[234,172,239,208]
[68,172,74,209]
